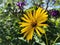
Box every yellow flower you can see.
[19,7,48,41]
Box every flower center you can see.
[32,22,37,27]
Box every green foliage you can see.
[54,0,60,6]
[0,0,3,4]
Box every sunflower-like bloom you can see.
[19,7,48,41]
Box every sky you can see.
[25,0,60,10]
[24,0,33,9]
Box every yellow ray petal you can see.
[26,28,34,41]
[26,11,32,20]
[35,28,41,37]
[23,14,29,20]
[33,10,36,18]
[37,18,48,24]
[37,24,48,27]
[21,26,32,34]
[40,14,48,18]
[19,22,30,27]
[40,18,48,23]
[43,15,48,17]
[20,24,30,27]
[23,28,31,38]
[36,7,42,18]
[37,14,48,21]
[40,9,45,15]
[29,11,35,21]
[21,17,30,22]
[37,27,45,34]
[26,11,30,17]
[36,10,48,19]
[29,11,33,17]
[43,12,48,15]
[19,22,29,24]
[18,22,21,24]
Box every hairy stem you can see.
[45,34,48,45]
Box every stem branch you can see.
[52,36,60,45]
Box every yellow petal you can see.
[29,11,35,20]
[23,14,29,20]
[35,28,41,37]
[26,28,34,41]
[37,24,48,27]
[20,24,30,27]
[40,10,45,15]
[21,17,30,22]
[21,26,32,33]
[37,27,45,34]
[23,29,31,38]
[43,12,48,15]
[33,10,36,18]
[36,9,48,20]
[19,22,29,24]
[19,22,30,27]
[18,22,21,24]
[37,18,48,24]
[36,7,42,18]
[26,11,32,19]
[37,14,48,21]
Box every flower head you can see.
[19,7,48,41]
[16,2,25,8]
[50,10,59,16]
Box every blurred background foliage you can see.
[0,0,60,45]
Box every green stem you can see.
[52,36,60,45]
[29,40,32,45]
[45,34,48,45]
